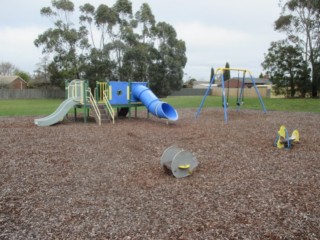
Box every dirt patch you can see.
[1,108,320,239]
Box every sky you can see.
[0,0,285,81]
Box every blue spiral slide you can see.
[132,85,178,121]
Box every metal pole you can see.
[84,80,88,123]
[250,74,267,113]
[221,71,228,122]
[196,74,216,118]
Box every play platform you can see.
[34,80,178,126]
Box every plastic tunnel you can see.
[132,85,178,121]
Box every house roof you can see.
[192,80,217,89]
[0,75,27,84]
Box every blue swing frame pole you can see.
[196,69,228,122]
[250,73,267,113]
[195,74,216,118]
[196,67,267,122]
[221,72,228,122]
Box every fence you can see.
[212,86,271,98]
[170,86,271,98]
[0,89,65,99]
[170,88,208,96]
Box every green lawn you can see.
[164,96,320,113]
[0,97,319,116]
[0,99,63,116]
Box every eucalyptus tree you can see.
[79,0,138,82]
[35,0,187,96]
[120,3,156,81]
[109,0,133,80]
[275,0,320,97]
[34,0,89,85]
[79,3,96,48]
[79,3,116,85]
[117,2,187,96]
[135,3,155,44]
[149,22,187,96]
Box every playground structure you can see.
[274,125,300,149]
[160,146,198,178]
[196,67,267,122]
[34,80,178,126]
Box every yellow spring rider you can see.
[274,125,300,149]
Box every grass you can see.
[0,99,63,116]
[0,96,319,116]
[164,96,320,113]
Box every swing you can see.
[222,82,230,108]
[222,71,230,108]
[236,71,245,106]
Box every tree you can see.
[14,70,31,83]
[46,62,72,88]
[274,0,320,97]
[79,3,96,48]
[262,40,311,97]
[34,55,50,85]
[295,61,311,97]
[79,3,117,87]
[149,21,187,96]
[34,0,89,86]
[134,3,155,44]
[36,0,187,96]
[89,0,187,95]
[120,3,156,81]
[184,78,196,88]
[209,67,214,82]
[0,62,17,75]
[223,62,230,81]
[107,0,133,79]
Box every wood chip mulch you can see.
[1,108,319,239]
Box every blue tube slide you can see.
[132,85,178,121]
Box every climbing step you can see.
[98,104,110,123]
[90,105,110,124]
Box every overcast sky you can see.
[0,0,285,80]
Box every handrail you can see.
[67,80,83,101]
[103,90,115,124]
[87,89,101,125]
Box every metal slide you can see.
[34,98,78,126]
[132,85,178,121]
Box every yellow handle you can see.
[178,164,190,169]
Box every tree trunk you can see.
[290,76,295,97]
[311,65,318,97]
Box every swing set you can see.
[196,67,267,122]
[224,70,246,107]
